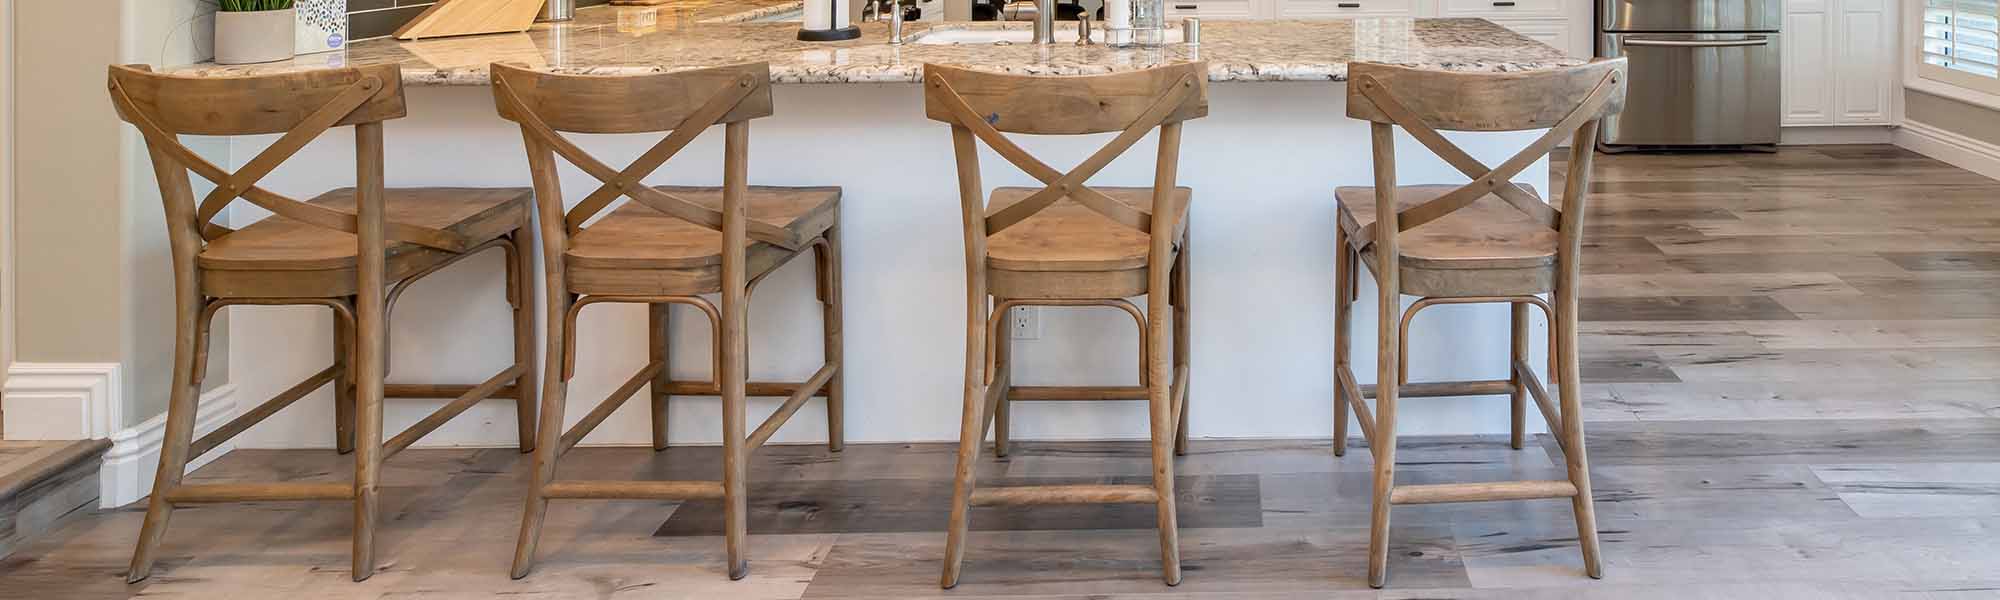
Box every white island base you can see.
[221,82,1554,451]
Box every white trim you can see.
[1,363,122,440]
[99,384,237,508]
[1896,119,2000,181]
[1780,125,1898,145]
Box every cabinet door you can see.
[1274,0,1412,18]
[1833,0,1892,124]
[1488,18,1571,55]
[1781,8,1835,126]
[1166,0,1258,18]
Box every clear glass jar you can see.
[1130,0,1167,47]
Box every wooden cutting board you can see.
[395,0,546,40]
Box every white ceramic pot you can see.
[214,8,297,65]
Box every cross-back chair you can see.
[923,61,1208,588]
[490,61,843,582]
[109,64,539,582]
[1330,58,1627,588]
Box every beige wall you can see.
[10,0,224,428]
[1905,90,2000,146]
[14,1,127,365]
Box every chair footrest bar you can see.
[658,381,827,397]
[384,366,524,458]
[1389,480,1578,505]
[384,383,519,399]
[1335,366,1376,445]
[165,483,354,503]
[559,361,665,455]
[542,480,725,500]
[190,365,338,459]
[1009,386,1148,401]
[745,362,840,450]
[1513,359,1566,450]
[969,484,1160,506]
[1361,379,1515,399]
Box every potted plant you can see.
[214,0,297,65]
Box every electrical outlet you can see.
[1010,306,1041,340]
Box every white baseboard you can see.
[99,384,238,509]
[1896,119,2000,181]
[2,362,121,440]
[1781,125,1896,145]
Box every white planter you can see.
[214,8,297,65]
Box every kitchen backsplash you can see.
[346,0,612,40]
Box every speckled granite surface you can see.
[171,7,1580,85]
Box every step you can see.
[0,439,111,561]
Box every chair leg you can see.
[1332,234,1353,457]
[1148,309,1183,586]
[333,299,357,455]
[1366,292,1400,589]
[649,302,673,451]
[1508,302,1529,451]
[817,226,845,452]
[1555,286,1604,579]
[512,292,574,580]
[510,233,540,454]
[719,274,752,581]
[993,329,1011,458]
[350,275,389,581]
[1172,231,1191,457]
[126,295,206,583]
[940,295,989,589]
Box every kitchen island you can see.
[171,10,1583,450]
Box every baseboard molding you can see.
[1781,125,1896,145]
[2,362,122,440]
[1896,119,2000,181]
[99,384,237,508]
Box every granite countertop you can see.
[174,7,1581,85]
[676,0,804,23]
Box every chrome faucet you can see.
[1001,0,1056,44]
[1033,0,1055,44]
[864,0,906,45]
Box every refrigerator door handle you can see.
[1621,37,1770,48]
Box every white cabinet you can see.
[1783,2,1836,125]
[1782,0,1896,126]
[1833,0,1893,123]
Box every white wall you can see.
[226,82,1552,449]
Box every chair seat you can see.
[984,186,1189,299]
[198,187,531,298]
[1336,185,1558,297]
[564,185,840,296]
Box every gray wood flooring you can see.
[4,146,2000,598]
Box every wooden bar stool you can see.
[1330,59,1626,588]
[490,62,843,581]
[924,62,1208,588]
[109,64,539,582]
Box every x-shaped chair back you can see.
[489,62,801,252]
[1344,59,1628,253]
[923,62,1209,239]
[106,64,472,253]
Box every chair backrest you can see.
[1343,59,1627,272]
[923,62,1209,246]
[106,64,475,258]
[489,62,802,253]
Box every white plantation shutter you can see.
[1922,0,2000,93]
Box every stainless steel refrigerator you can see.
[1598,0,1785,148]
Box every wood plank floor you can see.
[6,145,2000,598]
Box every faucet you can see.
[1000,0,1056,44]
[863,0,905,45]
